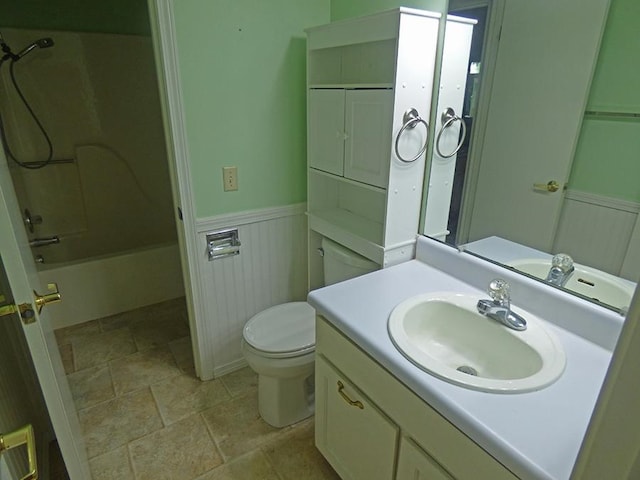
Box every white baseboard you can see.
[214,358,249,378]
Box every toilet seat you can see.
[243,302,315,358]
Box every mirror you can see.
[422,0,639,312]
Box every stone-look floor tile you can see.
[89,446,135,480]
[195,450,280,480]
[54,320,101,346]
[59,343,75,374]
[262,419,340,480]
[201,391,286,460]
[73,328,137,371]
[131,315,190,352]
[79,388,163,458]
[99,309,145,332]
[220,367,258,398]
[151,373,230,426]
[129,414,223,480]
[67,365,115,410]
[144,297,187,317]
[110,346,181,395]
[168,336,196,375]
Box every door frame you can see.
[147,0,214,380]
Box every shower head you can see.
[17,37,54,59]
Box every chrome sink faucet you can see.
[545,253,575,287]
[476,279,527,331]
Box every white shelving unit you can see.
[306,8,441,289]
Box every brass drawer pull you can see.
[337,381,364,409]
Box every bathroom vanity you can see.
[308,236,624,480]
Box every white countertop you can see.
[308,247,618,480]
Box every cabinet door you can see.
[315,356,398,480]
[396,436,454,480]
[344,89,394,188]
[308,89,346,176]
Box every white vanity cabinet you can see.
[305,8,440,285]
[315,316,519,480]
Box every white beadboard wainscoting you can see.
[194,203,308,378]
[554,190,640,282]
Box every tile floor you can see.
[55,298,339,480]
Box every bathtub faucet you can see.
[29,236,60,248]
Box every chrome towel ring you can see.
[394,108,429,163]
[435,107,467,158]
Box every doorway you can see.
[0,4,185,327]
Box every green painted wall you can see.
[173,0,328,217]
[570,118,640,201]
[1,0,150,35]
[568,0,640,202]
[330,0,446,21]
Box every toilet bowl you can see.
[242,302,316,427]
[241,237,378,427]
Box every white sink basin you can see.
[388,292,566,393]
[508,258,634,310]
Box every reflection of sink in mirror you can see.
[388,292,566,393]
[509,259,634,310]
[463,236,637,312]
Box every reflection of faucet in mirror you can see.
[545,254,575,287]
[476,279,527,331]
[420,0,639,312]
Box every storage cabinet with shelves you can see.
[305,8,441,279]
[309,88,394,188]
[315,316,518,480]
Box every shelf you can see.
[309,84,394,90]
[307,38,397,86]
[307,210,384,263]
[309,168,387,194]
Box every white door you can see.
[343,89,394,188]
[308,88,346,176]
[465,0,610,251]
[0,156,90,479]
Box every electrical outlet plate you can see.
[223,166,238,191]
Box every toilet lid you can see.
[243,302,316,354]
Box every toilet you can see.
[241,237,378,427]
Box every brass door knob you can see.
[533,180,560,192]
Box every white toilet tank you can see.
[321,237,378,286]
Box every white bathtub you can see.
[38,242,185,329]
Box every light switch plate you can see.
[223,166,238,191]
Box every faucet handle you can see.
[551,253,574,273]
[488,278,510,305]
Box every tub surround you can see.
[308,236,624,480]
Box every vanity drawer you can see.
[315,355,399,480]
